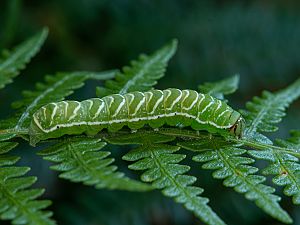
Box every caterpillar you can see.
[29,88,245,146]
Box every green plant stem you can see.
[238,139,300,157]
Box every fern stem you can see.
[240,139,300,157]
[157,128,300,157]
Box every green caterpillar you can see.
[29,88,245,146]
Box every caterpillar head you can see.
[229,117,245,138]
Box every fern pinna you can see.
[0,28,300,225]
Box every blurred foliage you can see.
[1,0,300,225]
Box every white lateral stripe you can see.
[50,103,58,120]
[107,96,115,108]
[37,111,232,133]
[49,103,58,125]
[167,90,182,110]
[157,90,164,95]
[201,101,214,114]
[127,93,135,106]
[62,101,68,118]
[217,109,230,119]
[92,101,105,119]
[183,92,199,110]
[181,90,190,108]
[146,91,153,102]
[42,107,47,119]
[216,100,222,111]
[68,102,81,121]
[87,100,94,111]
[145,91,153,112]
[164,89,172,102]
[150,94,163,114]
[197,94,205,109]
[132,94,145,116]
[33,115,45,131]
[112,97,125,117]
[212,100,222,118]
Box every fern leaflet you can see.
[0,142,55,225]
[0,70,115,138]
[240,77,300,206]
[249,130,300,204]
[198,74,239,100]
[96,39,177,97]
[106,132,226,225]
[178,138,292,224]
[0,28,48,90]
[242,77,300,137]
[0,133,16,142]
[38,137,152,191]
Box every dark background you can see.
[0,1,300,224]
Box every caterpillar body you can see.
[29,88,245,146]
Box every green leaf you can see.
[179,138,292,224]
[107,132,226,225]
[242,77,300,136]
[96,39,177,97]
[0,142,18,154]
[0,133,17,142]
[1,70,115,139]
[0,142,19,166]
[249,130,300,205]
[0,142,55,224]
[38,137,151,191]
[14,71,115,129]
[198,75,239,100]
[240,77,300,206]
[0,28,48,90]
[0,167,55,225]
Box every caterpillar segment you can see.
[29,88,245,146]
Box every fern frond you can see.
[0,167,55,225]
[106,132,226,225]
[38,137,151,191]
[96,39,177,97]
[0,70,115,139]
[249,130,300,204]
[13,71,116,128]
[198,74,239,100]
[239,77,300,206]
[178,137,292,224]
[0,28,48,90]
[242,77,300,137]
[0,142,55,224]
